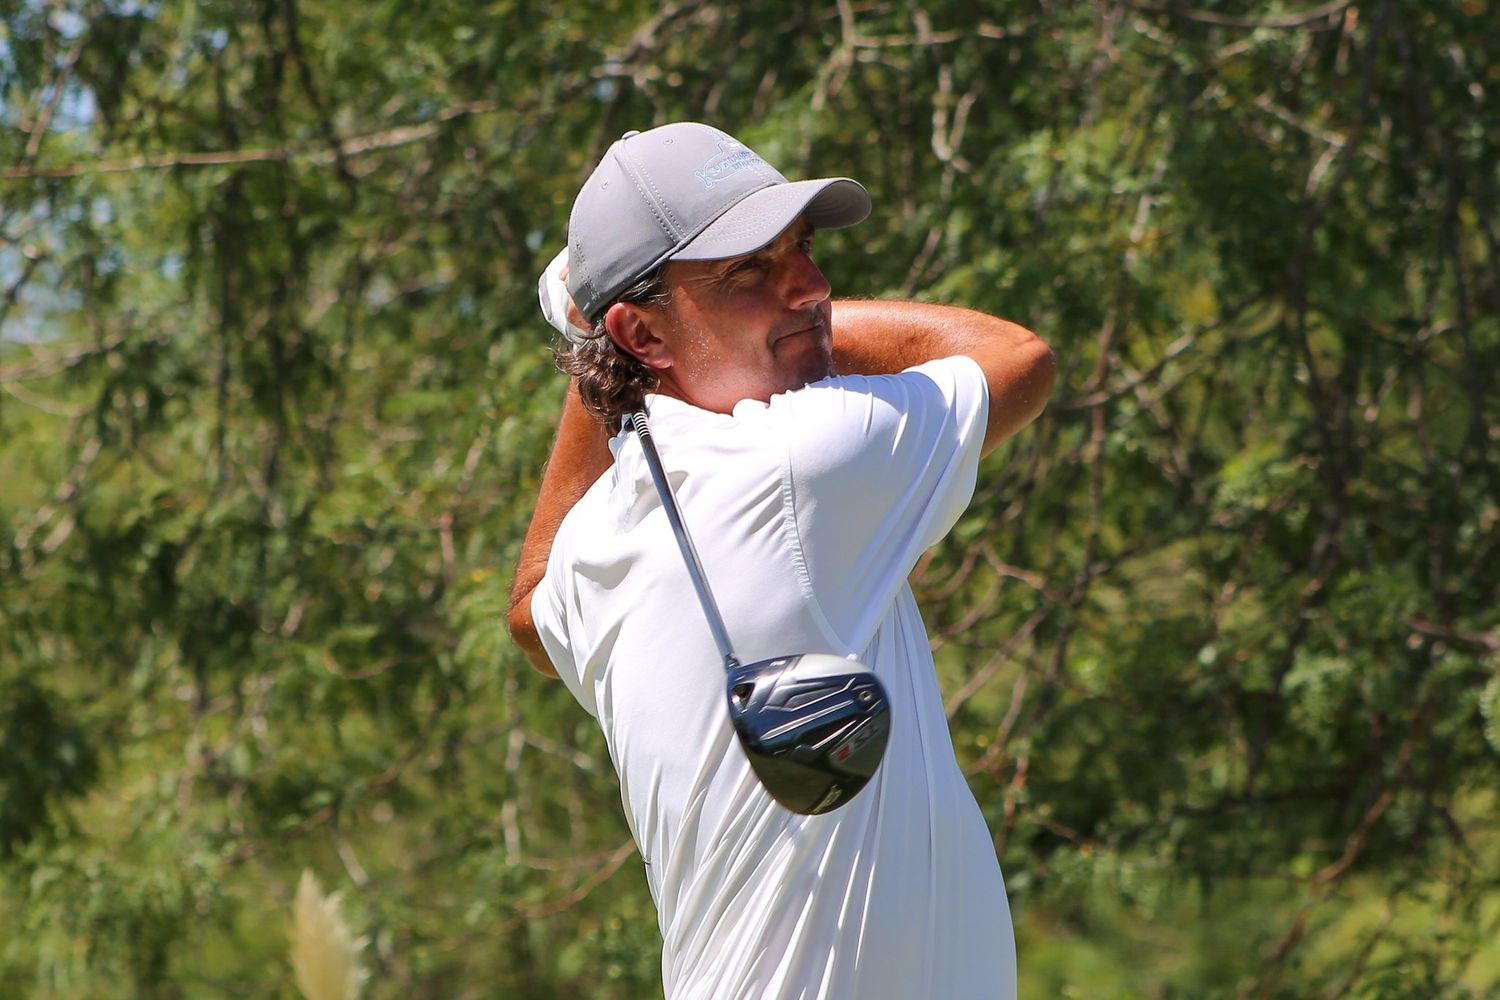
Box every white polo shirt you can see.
[532,356,1015,1000]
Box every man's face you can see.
[649,219,834,413]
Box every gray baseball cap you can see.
[565,122,871,323]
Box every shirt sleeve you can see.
[776,355,990,650]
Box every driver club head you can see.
[725,653,891,815]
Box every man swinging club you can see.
[509,121,1056,999]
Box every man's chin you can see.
[784,356,835,393]
[774,335,834,386]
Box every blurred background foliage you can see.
[1,0,1497,997]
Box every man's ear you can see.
[604,302,673,370]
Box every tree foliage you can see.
[2,1,1497,997]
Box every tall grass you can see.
[290,870,366,1000]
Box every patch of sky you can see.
[0,30,17,122]
[593,63,620,103]
[0,250,79,345]
[47,6,86,40]
[0,43,96,130]
[0,194,101,343]
[55,84,96,130]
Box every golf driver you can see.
[630,410,891,815]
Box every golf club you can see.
[629,410,891,815]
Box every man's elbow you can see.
[979,332,1057,452]
[507,593,559,678]
[1019,338,1058,421]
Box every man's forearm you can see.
[831,299,1057,455]
[507,380,614,676]
[831,299,1036,374]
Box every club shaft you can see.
[630,411,740,670]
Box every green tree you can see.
[2,1,1496,997]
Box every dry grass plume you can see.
[291,869,367,1000]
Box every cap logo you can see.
[693,138,763,189]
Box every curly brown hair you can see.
[555,266,672,425]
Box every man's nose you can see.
[781,250,831,310]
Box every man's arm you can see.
[507,300,1054,676]
[830,300,1056,456]
[507,380,614,676]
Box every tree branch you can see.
[1,101,500,179]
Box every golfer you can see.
[509,122,1055,999]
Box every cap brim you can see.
[671,178,871,262]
